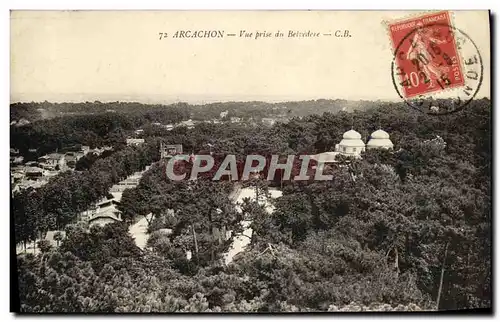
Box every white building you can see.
[310,151,341,163]
[335,129,366,156]
[38,153,66,170]
[81,145,91,155]
[178,119,195,129]
[220,110,229,118]
[262,118,276,127]
[87,198,123,227]
[366,129,394,150]
[88,212,122,227]
[160,143,183,159]
[126,138,145,146]
[24,166,46,179]
[311,128,394,165]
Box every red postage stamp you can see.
[388,11,465,99]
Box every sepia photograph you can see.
[9,9,492,313]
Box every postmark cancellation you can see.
[387,11,483,114]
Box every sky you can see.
[10,10,491,104]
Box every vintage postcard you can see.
[10,10,491,313]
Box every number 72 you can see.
[158,32,168,40]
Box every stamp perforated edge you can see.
[381,10,468,99]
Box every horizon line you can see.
[10,96,491,106]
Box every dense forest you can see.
[10,99,378,124]
[13,98,491,312]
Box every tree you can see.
[37,240,52,253]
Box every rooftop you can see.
[88,212,122,223]
[343,129,362,140]
[370,129,390,139]
[25,166,44,173]
[310,152,341,163]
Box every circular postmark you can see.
[391,22,483,115]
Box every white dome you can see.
[338,138,366,147]
[367,129,393,149]
[343,129,362,140]
[367,139,394,148]
[370,129,390,139]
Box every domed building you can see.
[335,129,366,157]
[366,129,394,149]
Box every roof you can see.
[88,213,122,223]
[158,228,173,235]
[172,154,191,161]
[310,152,341,163]
[12,173,24,179]
[164,144,183,149]
[25,167,44,173]
[180,119,195,126]
[110,192,123,202]
[126,138,145,143]
[47,153,64,160]
[370,129,390,139]
[343,129,362,140]
[97,198,120,207]
[17,177,48,187]
[90,203,122,222]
